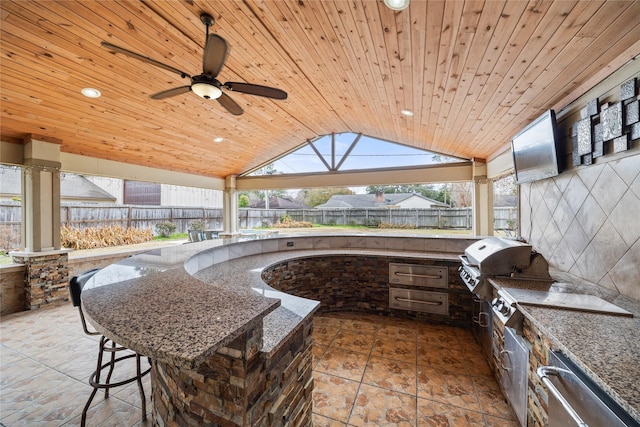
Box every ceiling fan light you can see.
[384,0,410,11]
[191,82,222,99]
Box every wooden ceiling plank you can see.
[461,0,560,141]
[486,0,639,147]
[424,0,465,148]
[433,0,483,149]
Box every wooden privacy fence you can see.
[0,202,516,251]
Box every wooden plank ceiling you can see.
[1,0,639,179]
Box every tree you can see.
[493,174,516,195]
[297,187,354,207]
[448,182,473,207]
[366,184,443,202]
[238,194,250,208]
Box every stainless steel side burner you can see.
[491,288,523,330]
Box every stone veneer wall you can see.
[152,318,314,427]
[520,153,640,301]
[262,255,472,327]
[10,252,69,310]
[0,264,26,314]
[487,306,553,427]
[1,251,161,315]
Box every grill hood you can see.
[462,237,533,276]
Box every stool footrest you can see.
[89,353,151,389]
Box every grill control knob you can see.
[500,304,511,316]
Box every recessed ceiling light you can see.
[384,0,410,11]
[81,88,101,98]
[213,137,224,143]
[401,109,414,116]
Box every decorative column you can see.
[472,159,494,237]
[9,136,73,310]
[221,174,240,237]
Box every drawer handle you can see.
[394,297,442,306]
[537,366,588,427]
[394,272,442,280]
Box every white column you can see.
[223,175,239,235]
[21,138,62,252]
[472,160,494,237]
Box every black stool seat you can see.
[69,269,151,426]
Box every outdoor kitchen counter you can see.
[489,276,640,422]
[80,234,471,370]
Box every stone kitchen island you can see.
[488,275,640,426]
[80,234,474,426]
[80,233,640,426]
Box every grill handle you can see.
[393,297,442,306]
[472,311,489,327]
[393,272,442,280]
[537,366,588,427]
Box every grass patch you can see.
[153,233,188,241]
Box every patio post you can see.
[9,136,73,310]
[471,159,494,237]
[222,174,239,236]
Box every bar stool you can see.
[69,269,151,426]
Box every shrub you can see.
[155,221,177,237]
[272,215,313,228]
[378,222,416,229]
[61,225,153,250]
[190,219,206,231]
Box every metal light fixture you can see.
[384,0,410,11]
[191,75,222,99]
[191,83,222,99]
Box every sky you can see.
[255,133,464,175]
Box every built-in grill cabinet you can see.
[389,263,448,314]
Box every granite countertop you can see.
[80,234,468,370]
[489,275,640,422]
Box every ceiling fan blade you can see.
[150,86,192,100]
[217,92,243,115]
[224,82,288,100]
[202,34,228,77]
[101,41,190,78]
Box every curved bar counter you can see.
[81,234,473,426]
[80,234,640,425]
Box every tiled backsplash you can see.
[520,153,640,301]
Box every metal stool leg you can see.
[81,336,107,427]
[104,339,117,398]
[136,354,147,421]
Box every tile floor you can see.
[1,304,517,426]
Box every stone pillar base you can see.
[9,249,73,310]
[151,318,314,426]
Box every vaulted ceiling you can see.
[1,1,639,179]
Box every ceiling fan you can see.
[101,13,287,115]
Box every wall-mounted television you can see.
[511,110,562,184]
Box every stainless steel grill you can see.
[458,237,547,300]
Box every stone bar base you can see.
[262,255,473,327]
[152,318,314,426]
[9,249,72,310]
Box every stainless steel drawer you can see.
[389,263,448,288]
[389,288,449,315]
